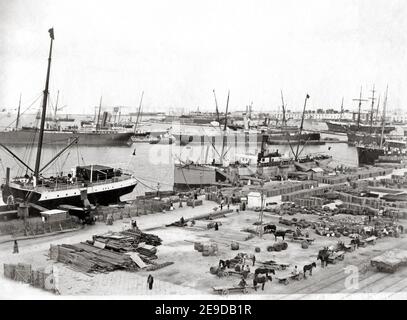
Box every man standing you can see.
[252,255,256,266]
[214,222,219,231]
[147,274,154,290]
[13,240,19,254]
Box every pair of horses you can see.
[263,224,293,241]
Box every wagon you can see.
[257,260,290,271]
[276,272,304,285]
[327,250,345,264]
[212,285,250,295]
[287,235,315,244]
[364,236,377,245]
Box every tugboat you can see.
[0,29,137,209]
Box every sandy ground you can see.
[2,165,407,300]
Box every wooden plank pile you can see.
[49,228,163,273]
[49,242,140,273]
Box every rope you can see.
[4,93,43,130]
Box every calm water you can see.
[0,113,361,203]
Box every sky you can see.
[1,0,407,114]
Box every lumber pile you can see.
[48,228,164,274]
[50,242,139,273]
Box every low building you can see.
[41,209,68,223]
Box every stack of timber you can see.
[248,181,318,198]
[281,183,348,202]
[49,229,163,273]
[315,167,393,185]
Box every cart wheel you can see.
[222,289,229,295]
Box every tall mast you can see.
[54,90,60,121]
[380,85,388,148]
[375,95,381,122]
[352,86,367,130]
[294,94,310,161]
[220,90,229,165]
[34,28,54,179]
[15,93,22,130]
[280,90,287,127]
[339,97,344,122]
[134,91,144,133]
[213,89,220,124]
[96,96,102,131]
[368,85,376,133]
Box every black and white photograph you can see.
[0,0,407,303]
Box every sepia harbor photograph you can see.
[1,0,407,301]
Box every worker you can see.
[180,216,185,225]
[13,240,19,254]
[252,255,256,266]
[238,277,247,288]
[292,265,299,276]
[131,219,138,230]
[170,201,174,211]
[214,222,219,231]
[220,202,223,211]
[147,274,154,290]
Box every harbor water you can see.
[0,113,371,203]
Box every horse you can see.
[350,238,361,249]
[254,267,276,276]
[271,229,293,241]
[303,262,317,278]
[253,273,272,291]
[218,259,231,270]
[317,248,330,268]
[263,224,277,234]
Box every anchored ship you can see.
[356,86,405,166]
[0,29,137,210]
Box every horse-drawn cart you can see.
[370,249,407,273]
[212,286,250,295]
[276,272,304,285]
[258,260,290,271]
[364,236,377,245]
[287,234,315,244]
[327,250,345,264]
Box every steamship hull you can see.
[1,178,137,209]
[356,146,385,166]
[0,129,134,146]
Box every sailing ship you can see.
[326,87,395,135]
[0,29,137,210]
[356,86,406,166]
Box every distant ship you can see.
[326,120,395,134]
[0,126,134,146]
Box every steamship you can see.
[0,29,137,209]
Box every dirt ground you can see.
[1,195,407,299]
